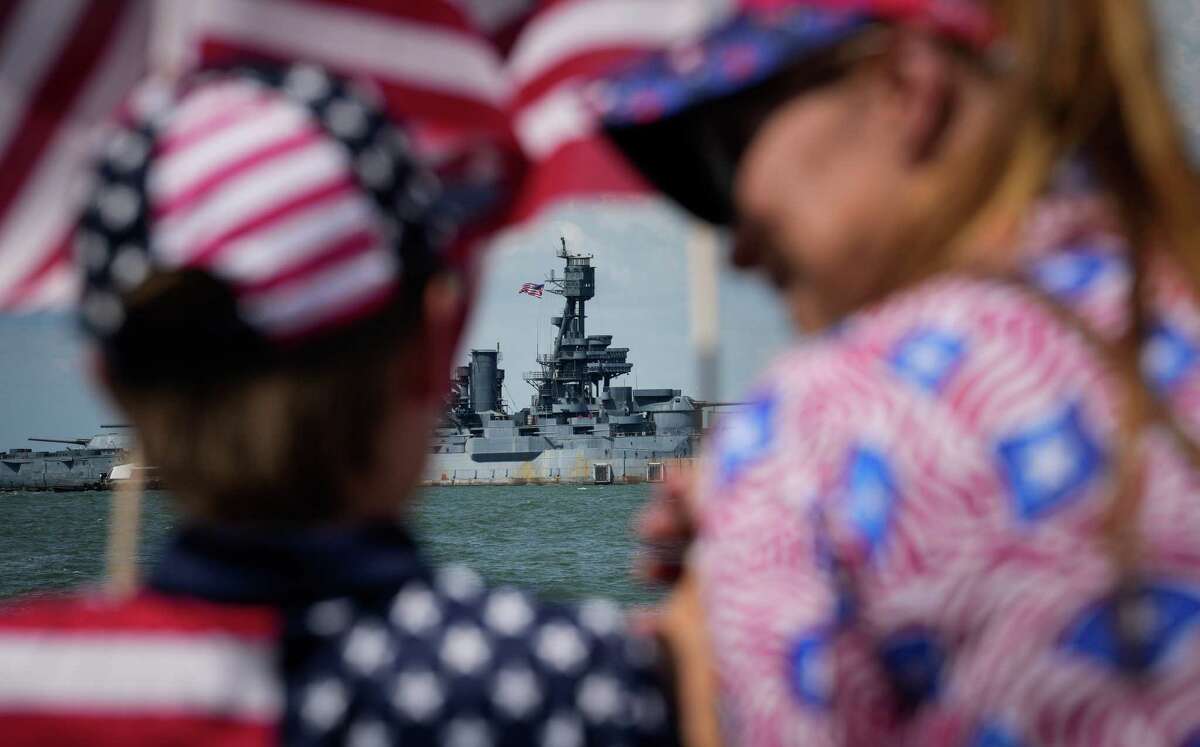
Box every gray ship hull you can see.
[422,434,696,486]
[0,450,124,491]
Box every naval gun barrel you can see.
[28,437,91,446]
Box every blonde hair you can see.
[111,345,403,524]
[890,1,1200,601]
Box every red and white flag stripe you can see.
[0,0,730,312]
[0,0,151,311]
[505,0,728,219]
[0,632,281,718]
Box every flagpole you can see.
[686,222,720,407]
[103,0,189,599]
[105,446,144,598]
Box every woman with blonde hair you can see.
[598,0,1200,743]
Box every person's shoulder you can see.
[289,564,674,744]
[788,274,1109,417]
[705,273,1110,494]
[0,588,277,636]
[0,590,281,744]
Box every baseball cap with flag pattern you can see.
[76,63,470,384]
[594,0,999,224]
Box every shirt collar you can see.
[147,521,430,605]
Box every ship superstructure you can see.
[426,240,702,485]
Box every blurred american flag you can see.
[0,0,726,312]
[518,281,545,298]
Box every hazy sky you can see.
[0,199,794,449]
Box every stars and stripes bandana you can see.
[76,63,457,382]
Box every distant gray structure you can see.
[0,427,132,491]
[425,239,710,485]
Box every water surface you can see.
[0,484,659,606]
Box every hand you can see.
[659,573,723,747]
[634,470,698,585]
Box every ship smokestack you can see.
[469,349,500,413]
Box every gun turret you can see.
[28,437,91,447]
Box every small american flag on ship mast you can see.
[518,282,544,298]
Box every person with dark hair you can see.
[597,0,1200,744]
[0,64,675,747]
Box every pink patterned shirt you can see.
[695,194,1200,746]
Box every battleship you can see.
[0,427,133,492]
[424,240,709,486]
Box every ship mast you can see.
[523,237,631,424]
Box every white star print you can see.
[97,183,140,230]
[109,244,150,291]
[284,64,332,102]
[106,130,150,173]
[491,667,542,719]
[444,717,493,747]
[536,622,588,674]
[342,620,393,676]
[576,674,622,724]
[391,583,442,635]
[578,598,623,638]
[346,718,389,747]
[437,564,484,603]
[441,623,492,675]
[541,712,584,747]
[301,678,348,732]
[325,99,368,139]
[484,589,534,636]
[356,147,393,188]
[392,670,444,722]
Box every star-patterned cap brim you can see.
[592,1,996,223]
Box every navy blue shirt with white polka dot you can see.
[149,523,677,747]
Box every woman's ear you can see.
[880,29,957,164]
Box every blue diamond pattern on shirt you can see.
[1029,245,1112,298]
[844,447,900,553]
[878,629,945,707]
[889,329,966,392]
[718,392,777,483]
[996,402,1104,521]
[1142,322,1199,392]
[787,633,833,709]
[970,723,1028,747]
[1060,582,1200,674]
